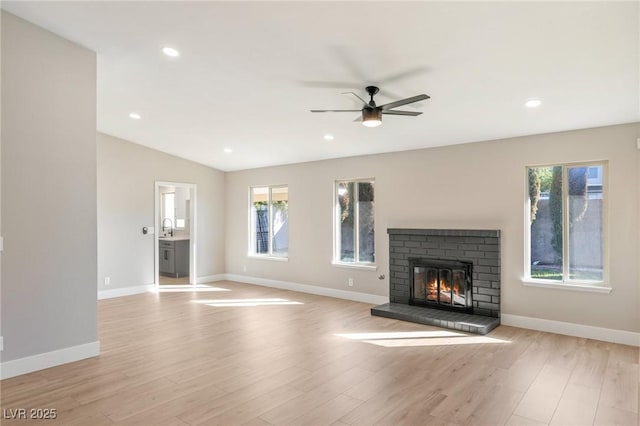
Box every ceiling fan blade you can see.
[377,66,431,85]
[301,81,359,89]
[310,109,362,113]
[332,45,368,81]
[382,110,422,116]
[342,92,368,107]
[379,94,430,111]
[375,89,425,109]
[353,116,362,122]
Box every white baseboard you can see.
[98,274,387,305]
[98,284,155,300]
[196,274,226,284]
[97,276,226,298]
[0,341,100,380]
[225,274,389,305]
[501,313,640,347]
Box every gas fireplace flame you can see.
[413,263,469,307]
[427,279,438,300]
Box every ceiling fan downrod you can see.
[365,86,380,107]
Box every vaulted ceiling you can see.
[3,2,639,171]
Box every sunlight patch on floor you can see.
[335,330,510,347]
[155,285,231,293]
[363,335,511,347]
[335,330,464,340]
[191,298,303,307]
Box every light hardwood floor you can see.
[159,275,190,285]
[1,281,638,425]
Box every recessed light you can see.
[129,113,141,120]
[323,134,335,141]
[223,148,233,153]
[162,47,180,57]
[525,99,542,108]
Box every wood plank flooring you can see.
[159,276,190,285]
[1,280,638,425]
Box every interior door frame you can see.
[154,181,197,287]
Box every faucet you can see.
[161,218,173,237]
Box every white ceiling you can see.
[3,1,639,171]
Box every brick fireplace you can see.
[371,229,501,334]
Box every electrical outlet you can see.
[348,278,354,287]
[104,277,111,286]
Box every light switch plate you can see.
[0,336,4,351]
[0,236,3,252]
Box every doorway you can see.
[154,181,197,286]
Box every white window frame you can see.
[524,161,610,292]
[248,184,288,260]
[333,178,376,268]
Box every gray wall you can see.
[226,123,640,333]
[1,12,98,361]
[97,132,225,291]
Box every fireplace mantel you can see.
[387,228,500,238]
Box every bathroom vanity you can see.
[159,237,189,278]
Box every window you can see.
[161,192,175,235]
[249,185,288,258]
[335,179,375,265]
[526,162,606,283]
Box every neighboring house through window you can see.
[249,185,288,258]
[334,179,375,266]
[526,162,606,284]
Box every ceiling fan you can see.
[311,86,430,127]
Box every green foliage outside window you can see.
[528,168,541,223]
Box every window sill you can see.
[332,262,377,271]
[247,254,289,262]
[522,279,612,294]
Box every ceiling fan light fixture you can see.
[362,108,382,127]
[362,118,382,128]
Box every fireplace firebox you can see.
[410,258,473,314]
